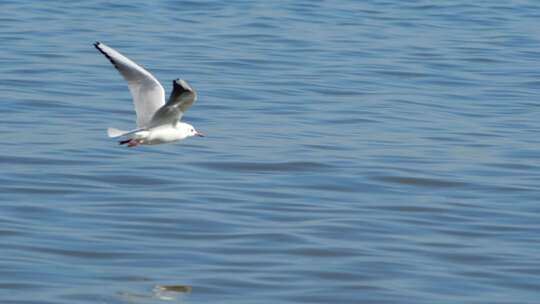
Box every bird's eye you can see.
[191,129,194,132]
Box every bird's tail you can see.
[107,127,129,138]
[107,127,143,138]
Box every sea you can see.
[1,1,539,303]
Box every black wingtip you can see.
[172,78,190,92]
[93,41,120,69]
[94,41,107,56]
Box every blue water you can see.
[1,1,540,303]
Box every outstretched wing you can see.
[94,42,165,128]
[148,79,197,127]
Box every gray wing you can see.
[148,79,197,127]
[94,42,165,128]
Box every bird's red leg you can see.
[127,139,140,147]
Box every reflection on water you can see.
[118,285,192,303]
[153,285,192,301]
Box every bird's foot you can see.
[119,139,141,147]
[127,139,140,147]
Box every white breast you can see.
[143,125,188,145]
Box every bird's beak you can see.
[196,132,205,137]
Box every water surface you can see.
[1,1,540,303]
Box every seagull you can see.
[94,42,203,147]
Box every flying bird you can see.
[94,42,203,147]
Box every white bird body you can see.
[136,123,194,145]
[94,42,203,147]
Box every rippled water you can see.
[1,1,540,303]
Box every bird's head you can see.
[184,123,204,138]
